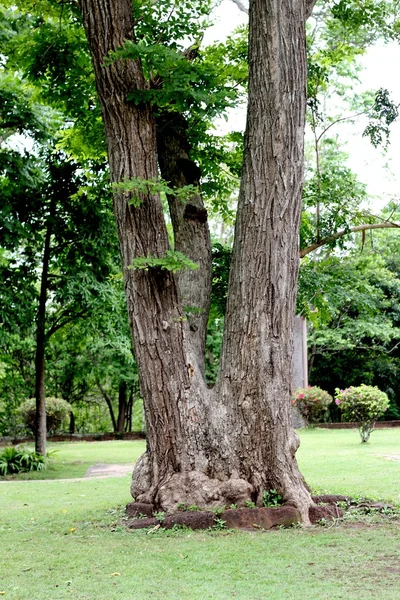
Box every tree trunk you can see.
[95,380,117,432]
[117,381,127,434]
[69,411,75,434]
[79,0,316,520]
[79,0,218,506]
[215,0,315,520]
[156,112,212,374]
[126,391,133,433]
[34,197,56,455]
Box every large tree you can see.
[77,0,317,521]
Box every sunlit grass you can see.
[297,427,400,503]
[1,430,400,599]
[0,440,146,480]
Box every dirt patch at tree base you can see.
[125,495,399,532]
[125,501,342,531]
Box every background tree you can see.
[303,218,400,421]
[0,16,121,450]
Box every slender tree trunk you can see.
[95,380,117,432]
[79,0,317,519]
[126,392,133,433]
[34,198,56,455]
[308,343,317,378]
[117,381,127,434]
[69,411,75,434]
[156,113,212,374]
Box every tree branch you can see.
[305,0,318,20]
[230,0,248,14]
[46,309,87,338]
[316,111,368,144]
[300,222,400,258]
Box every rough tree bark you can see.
[79,0,219,508]
[156,112,212,374]
[79,0,317,521]
[212,0,315,520]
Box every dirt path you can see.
[0,463,133,483]
[379,454,400,461]
[84,463,133,477]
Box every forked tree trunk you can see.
[79,0,316,521]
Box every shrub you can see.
[19,397,72,434]
[0,445,48,475]
[335,384,390,443]
[292,386,333,425]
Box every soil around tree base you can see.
[125,498,344,531]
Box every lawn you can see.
[0,429,399,600]
[298,428,400,503]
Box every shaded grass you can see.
[1,430,400,599]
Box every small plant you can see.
[244,500,256,509]
[153,511,165,523]
[277,521,302,530]
[292,386,333,425]
[262,489,283,507]
[336,500,351,510]
[19,397,72,434]
[213,506,226,516]
[0,445,48,475]
[229,503,238,510]
[213,517,227,531]
[175,503,201,512]
[335,384,390,442]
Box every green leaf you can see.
[130,250,199,273]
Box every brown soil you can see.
[125,501,343,531]
[379,454,400,461]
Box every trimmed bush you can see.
[335,384,390,442]
[0,445,48,475]
[19,397,72,434]
[292,386,333,425]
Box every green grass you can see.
[297,428,400,503]
[0,440,146,480]
[0,429,399,599]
